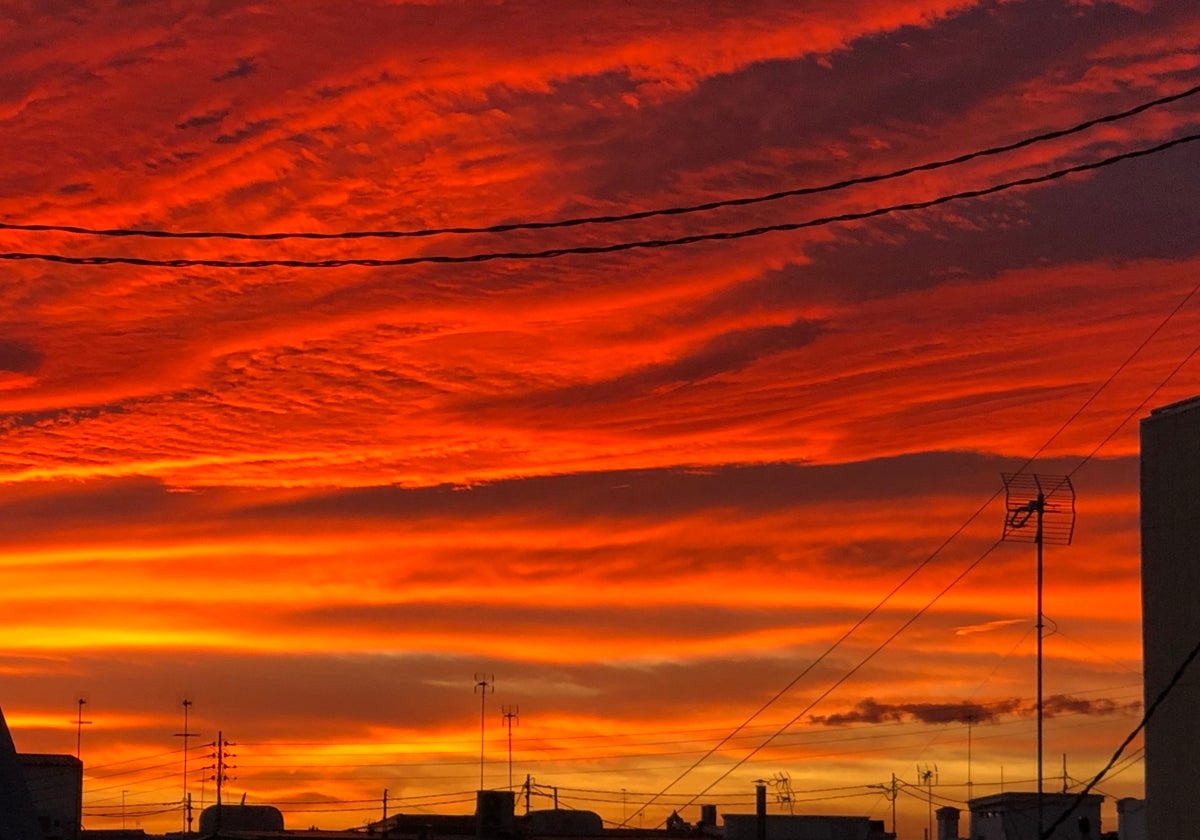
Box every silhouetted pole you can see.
[210,731,235,835]
[890,774,897,837]
[1036,496,1044,837]
[1002,472,1075,840]
[474,675,494,790]
[75,698,90,760]
[174,698,198,834]
[502,705,519,790]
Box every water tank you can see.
[198,803,284,833]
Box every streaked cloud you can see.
[1,0,1195,836]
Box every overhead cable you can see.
[1039,631,1200,840]
[1,83,1197,242]
[2,133,1197,270]
[631,251,1200,826]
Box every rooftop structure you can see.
[1140,395,1200,839]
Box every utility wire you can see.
[2,83,1196,242]
[1040,631,1200,840]
[1,133,1197,270]
[630,245,1200,826]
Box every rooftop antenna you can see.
[174,698,199,834]
[502,705,519,791]
[1001,472,1074,840]
[769,772,794,814]
[474,674,494,791]
[918,764,937,840]
[965,712,975,801]
[73,696,91,761]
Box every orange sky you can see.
[1,2,1199,838]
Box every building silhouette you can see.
[1140,394,1200,839]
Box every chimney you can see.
[755,783,767,840]
[936,806,960,840]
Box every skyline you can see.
[3,2,1200,839]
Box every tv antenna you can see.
[918,764,938,840]
[1001,472,1075,840]
[767,772,794,814]
[474,674,494,791]
[174,698,199,834]
[502,705,519,791]
[73,696,91,760]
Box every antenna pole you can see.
[1036,489,1045,840]
[75,697,91,760]
[918,765,936,840]
[1001,472,1076,840]
[965,713,975,801]
[502,705,519,791]
[174,699,199,834]
[891,774,897,837]
[474,675,494,790]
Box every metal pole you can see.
[474,675,493,791]
[1036,493,1044,840]
[175,699,198,834]
[891,774,897,838]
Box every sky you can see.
[1,1,1198,837]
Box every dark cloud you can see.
[488,319,825,412]
[1042,694,1141,718]
[0,339,42,374]
[810,693,1140,726]
[215,118,279,144]
[578,0,1164,201]
[212,56,257,82]
[225,451,1106,524]
[176,108,230,130]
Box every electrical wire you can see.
[1,133,1197,270]
[629,249,1200,826]
[1,83,1196,243]
[1039,632,1200,839]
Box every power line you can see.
[630,253,1200,825]
[2,83,1196,242]
[1,133,1197,270]
[1039,632,1200,839]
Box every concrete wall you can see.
[1140,396,1200,840]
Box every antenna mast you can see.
[474,675,494,790]
[174,699,199,834]
[1002,472,1075,840]
[74,697,91,760]
[918,764,937,840]
[502,705,519,791]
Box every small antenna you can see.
[474,674,494,791]
[918,764,937,840]
[173,698,200,834]
[769,772,794,815]
[502,705,520,791]
[73,696,91,761]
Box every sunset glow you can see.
[2,2,1198,839]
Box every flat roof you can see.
[1149,393,1200,417]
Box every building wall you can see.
[723,813,872,840]
[1116,798,1146,840]
[1140,396,1200,840]
[967,793,1101,840]
[17,754,83,840]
